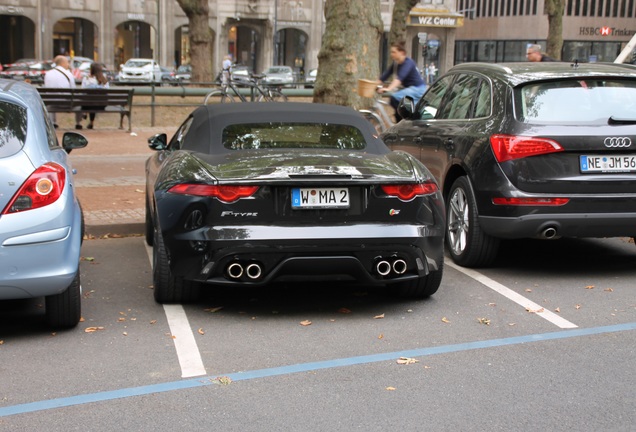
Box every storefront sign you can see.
[409,13,463,28]
[277,20,310,27]
[127,13,146,21]
[0,6,25,14]
[579,26,636,37]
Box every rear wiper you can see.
[608,116,636,125]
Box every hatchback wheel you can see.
[153,228,200,303]
[446,176,499,267]
[45,271,81,329]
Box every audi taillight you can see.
[2,163,67,214]
[381,183,438,201]
[490,134,564,162]
[168,184,259,203]
[492,197,569,206]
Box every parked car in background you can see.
[118,58,162,84]
[384,62,636,267]
[145,103,445,304]
[0,79,88,328]
[0,60,55,84]
[160,66,176,85]
[305,68,317,88]
[174,64,191,83]
[261,65,295,88]
[230,64,252,85]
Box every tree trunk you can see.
[313,0,383,108]
[176,0,213,83]
[544,0,565,60]
[389,0,419,45]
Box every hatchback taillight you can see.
[168,184,259,203]
[2,163,67,214]
[490,134,564,162]
[381,183,438,201]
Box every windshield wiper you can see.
[608,116,636,125]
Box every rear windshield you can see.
[125,60,152,68]
[222,122,367,150]
[0,101,27,158]
[516,79,636,124]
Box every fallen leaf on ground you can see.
[555,307,561,313]
[204,307,223,313]
[118,317,126,322]
[80,317,85,322]
[122,332,128,336]
[526,307,545,314]
[0,340,4,345]
[150,320,157,325]
[135,189,144,193]
[198,328,205,335]
[585,285,595,290]
[378,334,384,339]
[300,320,312,326]
[374,313,385,319]
[525,289,532,292]
[575,304,582,310]
[477,317,491,325]
[441,317,450,323]
[397,357,419,365]
[338,308,352,314]
[216,376,232,385]
[386,387,396,391]
[81,256,95,262]
[604,288,614,292]
[84,326,105,333]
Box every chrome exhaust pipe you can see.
[227,262,244,279]
[541,226,558,239]
[246,263,262,280]
[376,260,391,276]
[392,259,407,275]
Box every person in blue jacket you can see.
[377,41,427,120]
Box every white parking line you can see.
[145,244,207,378]
[446,261,578,329]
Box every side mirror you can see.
[62,132,88,154]
[148,133,167,150]
[397,96,418,120]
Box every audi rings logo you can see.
[604,137,632,148]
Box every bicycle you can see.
[203,73,288,104]
[357,80,395,134]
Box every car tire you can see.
[145,194,154,246]
[446,176,499,267]
[45,271,81,329]
[153,228,200,304]
[393,260,444,299]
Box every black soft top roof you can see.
[182,102,387,154]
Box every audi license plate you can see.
[292,187,350,209]
[580,155,636,173]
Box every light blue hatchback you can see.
[0,79,88,328]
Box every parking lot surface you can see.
[0,234,634,430]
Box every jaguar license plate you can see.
[291,187,350,209]
[580,155,636,173]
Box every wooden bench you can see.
[37,87,134,132]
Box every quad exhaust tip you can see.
[375,257,408,277]
[226,261,263,280]
[227,262,244,279]
[246,263,262,280]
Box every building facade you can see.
[0,0,464,77]
[455,0,636,63]
[0,1,633,80]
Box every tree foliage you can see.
[544,0,565,60]
[313,0,383,108]
[388,0,419,45]
[176,0,213,83]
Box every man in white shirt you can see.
[44,55,82,129]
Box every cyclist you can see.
[377,41,427,120]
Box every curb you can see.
[85,222,145,238]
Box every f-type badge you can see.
[389,209,401,216]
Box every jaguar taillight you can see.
[381,182,438,201]
[168,184,259,203]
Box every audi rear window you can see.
[516,79,636,124]
[0,101,27,158]
[222,122,367,150]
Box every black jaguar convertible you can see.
[145,103,445,303]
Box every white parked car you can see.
[261,65,295,88]
[118,58,162,84]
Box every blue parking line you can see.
[1,322,635,417]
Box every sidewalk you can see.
[66,125,177,237]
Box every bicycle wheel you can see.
[256,89,288,102]
[359,110,385,134]
[203,90,235,104]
